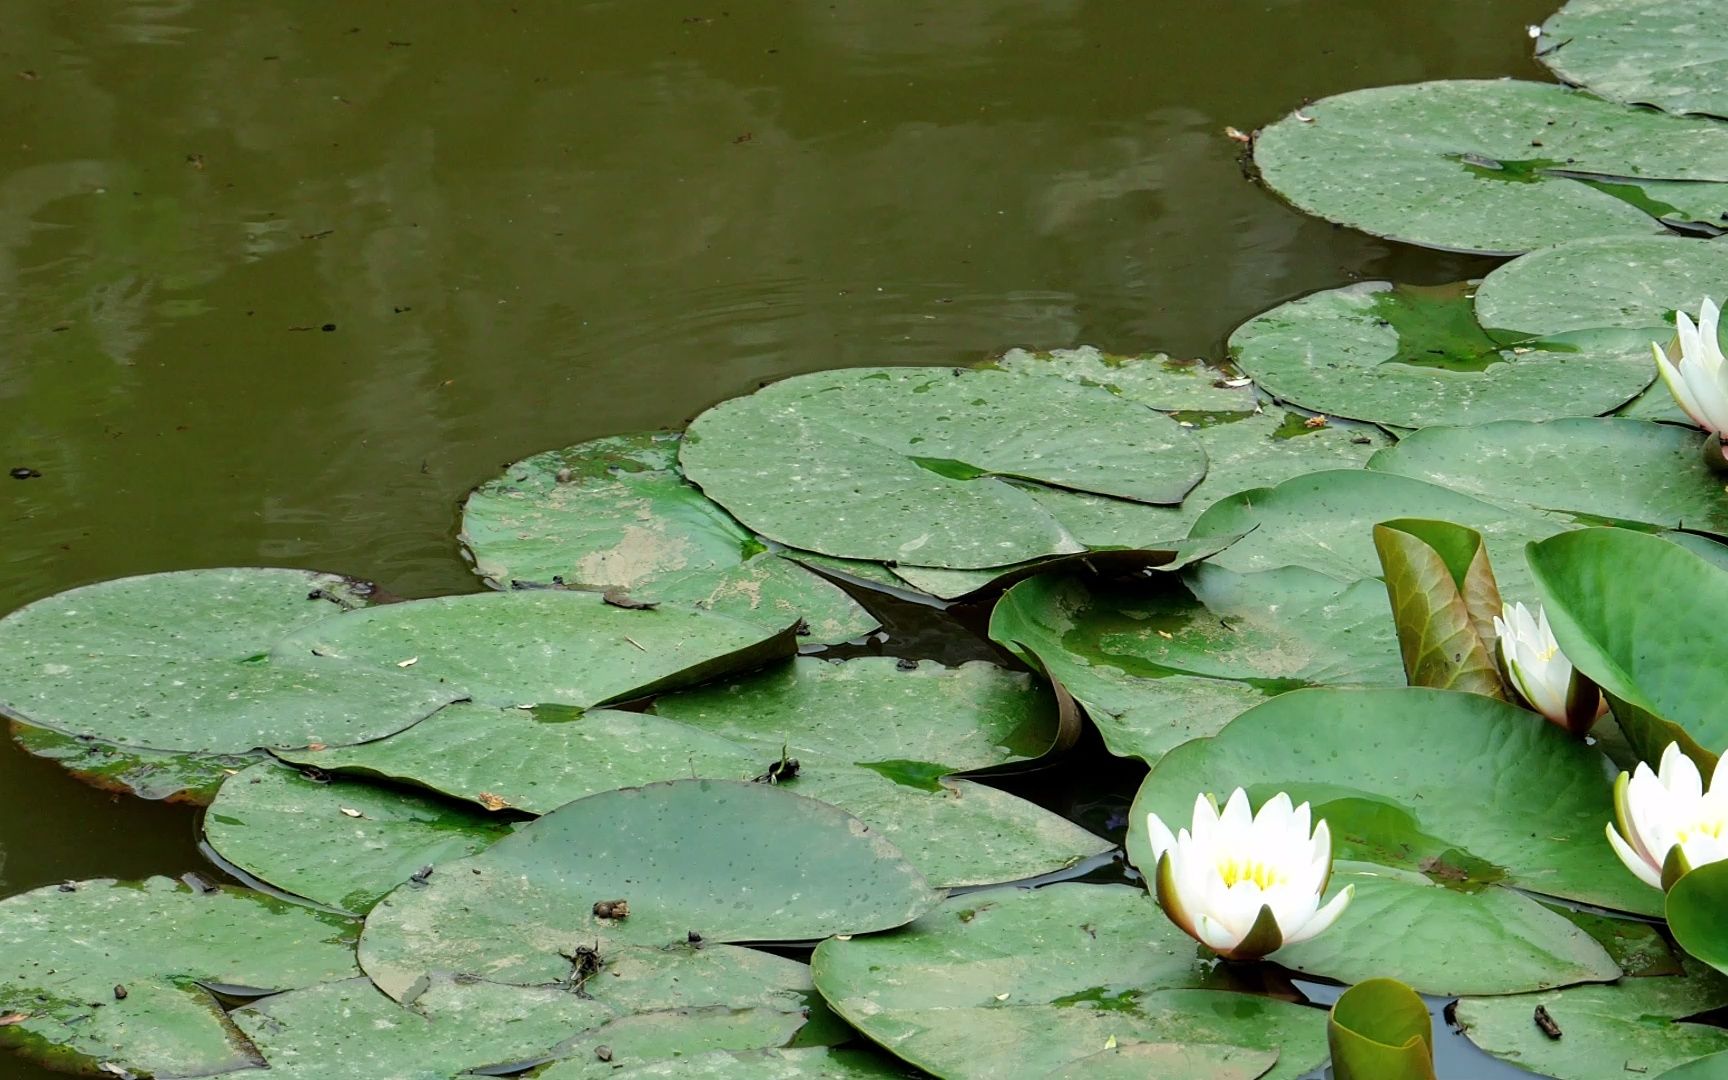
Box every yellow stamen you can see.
[1216,856,1285,890]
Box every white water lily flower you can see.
[1653,298,1728,436]
[1492,601,1605,734]
[1607,742,1728,890]
[1145,788,1353,961]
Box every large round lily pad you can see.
[0,568,458,754]
[1538,0,1728,118]
[1228,281,1653,428]
[0,876,360,1077]
[678,367,1207,569]
[1187,470,1570,595]
[359,779,942,1000]
[460,433,876,645]
[272,589,797,709]
[1368,418,1728,535]
[1455,963,1728,1079]
[811,884,1327,1080]
[1253,79,1728,254]
[1130,687,1659,920]
[204,761,514,914]
[1473,233,1728,340]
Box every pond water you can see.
[0,1,1569,1076]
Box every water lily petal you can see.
[1283,883,1354,946]
[1606,821,1663,889]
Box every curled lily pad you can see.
[1537,0,1728,118]
[460,433,876,645]
[0,876,359,1077]
[204,761,514,914]
[1228,280,1653,428]
[273,589,798,709]
[1253,79,1728,254]
[678,367,1207,569]
[0,568,458,754]
[810,884,1327,1080]
[1369,418,1728,535]
[1372,519,1508,698]
[1455,963,1728,1079]
[1666,861,1728,979]
[1328,978,1435,1080]
[359,779,942,1000]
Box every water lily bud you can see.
[1607,742,1728,890]
[1492,601,1605,735]
[1144,788,1353,962]
[1652,298,1728,446]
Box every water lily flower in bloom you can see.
[1145,788,1353,961]
[1652,297,1728,438]
[1607,742,1728,890]
[1492,601,1605,735]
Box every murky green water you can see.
[1,1,1560,1075]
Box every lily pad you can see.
[1228,281,1653,428]
[1368,418,1728,535]
[1253,79,1728,254]
[1455,963,1728,1079]
[359,779,942,1000]
[203,761,514,914]
[459,433,876,646]
[1538,0,1728,118]
[0,876,359,1077]
[0,568,458,754]
[989,572,1283,764]
[1327,978,1435,1080]
[1472,233,1728,340]
[1529,527,1728,765]
[1187,470,1570,595]
[1666,861,1728,979]
[9,720,256,802]
[678,367,1207,569]
[810,884,1327,1080]
[1129,687,1660,919]
[989,346,1258,412]
[273,589,797,709]
[541,1046,911,1079]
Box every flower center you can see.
[1536,643,1559,663]
[1215,856,1284,890]
[1677,817,1726,845]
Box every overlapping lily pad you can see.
[204,761,514,914]
[1472,233,1728,340]
[1129,688,1661,936]
[1369,418,1728,534]
[810,884,1328,1080]
[280,660,1108,887]
[0,568,458,754]
[9,721,257,802]
[273,589,797,709]
[0,876,360,1077]
[1454,963,1728,1079]
[1537,0,1728,118]
[460,433,876,645]
[359,779,942,1000]
[1187,470,1570,595]
[1253,79,1728,254]
[678,367,1208,569]
[989,346,1259,412]
[1228,281,1653,428]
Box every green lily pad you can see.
[1529,527,1728,766]
[1455,963,1728,1079]
[1538,0,1728,118]
[9,719,256,802]
[204,761,514,914]
[359,779,942,1000]
[890,408,1386,598]
[887,534,1235,602]
[1253,79,1728,254]
[459,433,876,646]
[1472,233,1728,340]
[810,884,1327,1080]
[1187,470,1570,595]
[235,939,841,1079]
[989,572,1282,764]
[989,347,1258,412]
[1369,418,1728,534]
[1667,861,1728,979]
[273,589,798,709]
[1660,1052,1728,1078]
[1372,519,1508,699]
[1228,281,1653,428]
[678,367,1207,569]
[0,876,360,1077]
[0,568,458,754]
[1129,687,1660,919]
[541,1046,911,1079]
[1328,978,1435,1080]
[1269,864,1619,995]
